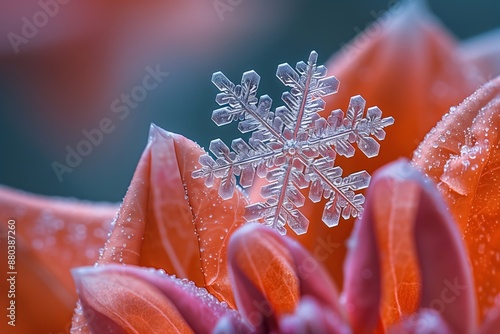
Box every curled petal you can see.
[169,127,249,304]
[365,161,421,327]
[402,162,476,332]
[345,159,476,332]
[97,124,247,300]
[280,236,344,317]
[229,224,350,333]
[72,265,194,333]
[73,264,244,333]
[413,76,500,319]
[228,223,300,331]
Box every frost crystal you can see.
[192,51,394,235]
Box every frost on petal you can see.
[412,76,500,319]
[73,124,248,331]
[75,265,245,333]
[72,265,193,333]
[170,130,249,307]
[0,186,116,334]
[194,51,393,235]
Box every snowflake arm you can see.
[192,51,394,235]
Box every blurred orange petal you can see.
[461,28,500,83]
[0,186,116,333]
[413,75,500,319]
[326,2,479,169]
[250,2,480,293]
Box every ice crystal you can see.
[192,51,394,235]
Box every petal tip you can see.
[71,266,95,283]
[148,123,172,142]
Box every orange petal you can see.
[367,162,421,328]
[0,186,116,333]
[343,161,385,333]
[171,128,249,304]
[412,76,500,320]
[72,265,193,333]
[327,1,479,170]
[250,1,479,291]
[70,124,247,332]
[228,223,300,329]
[74,124,248,331]
[97,124,247,294]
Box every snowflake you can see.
[192,51,394,235]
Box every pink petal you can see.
[279,297,350,334]
[228,223,349,332]
[280,236,345,317]
[73,264,244,333]
[344,159,476,332]
[342,164,384,333]
[479,297,500,334]
[410,166,477,332]
[72,265,192,333]
[365,159,476,332]
[388,309,453,334]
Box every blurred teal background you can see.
[0,0,499,202]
